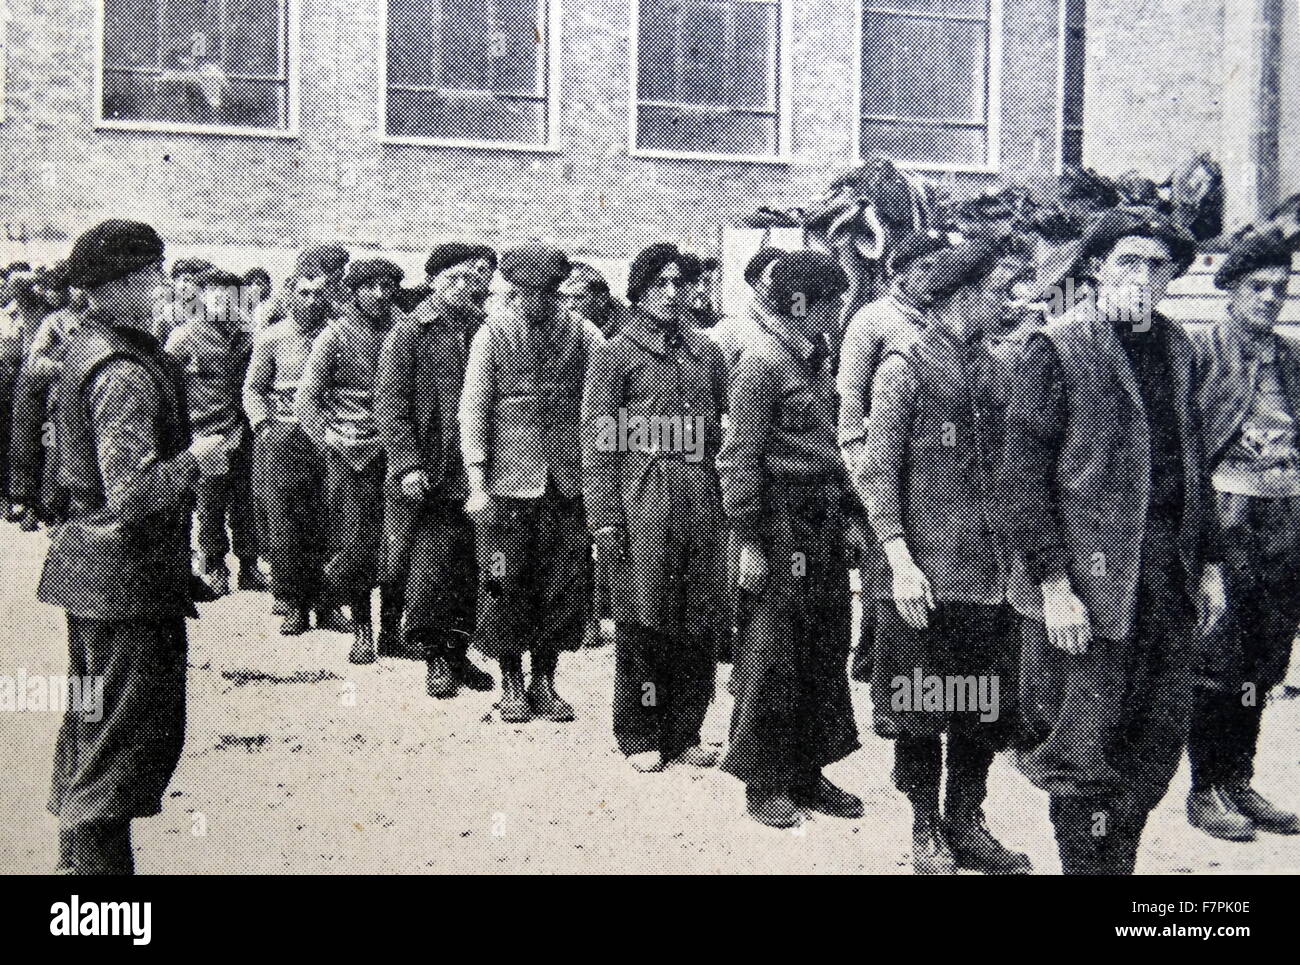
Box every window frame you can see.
[627,0,794,165]
[852,0,1003,174]
[92,0,301,139]
[378,0,563,153]
[1055,0,1085,173]
[1,2,8,125]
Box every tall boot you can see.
[376,585,407,659]
[237,557,270,592]
[425,635,458,699]
[498,654,531,722]
[527,650,575,722]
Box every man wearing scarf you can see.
[39,220,229,873]
[376,244,497,697]
[582,243,728,772]
[717,250,864,828]
[1004,209,1227,874]
[460,244,595,722]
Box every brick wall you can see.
[0,0,1068,267]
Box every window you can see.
[631,0,791,161]
[858,0,1001,170]
[96,0,296,135]
[1059,0,1085,168]
[383,0,557,148]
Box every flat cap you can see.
[627,242,685,303]
[499,244,571,291]
[743,247,786,289]
[1077,207,1197,276]
[1215,229,1295,290]
[767,250,849,312]
[888,231,950,276]
[296,243,350,278]
[343,258,404,291]
[63,219,165,292]
[913,239,1002,304]
[425,243,497,279]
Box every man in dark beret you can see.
[855,239,1032,874]
[1002,209,1227,874]
[716,250,864,827]
[459,243,595,721]
[296,258,405,664]
[38,220,229,873]
[165,268,267,598]
[244,258,350,635]
[582,243,728,772]
[375,244,497,696]
[1182,228,1300,841]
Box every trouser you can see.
[397,497,476,652]
[473,490,589,660]
[1187,686,1264,790]
[0,362,16,500]
[1022,540,1196,875]
[894,731,998,819]
[49,614,188,875]
[613,623,715,759]
[258,422,326,606]
[195,436,258,563]
[321,449,386,617]
[720,485,860,789]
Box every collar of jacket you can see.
[413,294,483,332]
[620,306,704,360]
[888,279,927,322]
[1221,310,1279,363]
[748,298,826,369]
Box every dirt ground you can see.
[2,525,1298,875]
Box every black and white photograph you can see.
[0,0,1297,934]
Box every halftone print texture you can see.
[0,0,1297,883]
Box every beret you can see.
[296,243,350,278]
[425,243,497,279]
[888,231,950,275]
[678,252,704,285]
[1077,207,1197,276]
[743,247,786,288]
[1215,229,1295,290]
[913,239,1002,304]
[196,268,243,290]
[242,267,272,285]
[627,242,685,303]
[500,244,571,291]
[63,220,166,292]
[767,250,849,311]
[171,257,213,279]
[343,258,405,291]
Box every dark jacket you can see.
[581,308,728,634]
[1187,319,1300,470]
[1002,302,1217,640]
[458,304,595,499]
[38,319,197,621]
[857,325,1008,604]
[165,312,254,441]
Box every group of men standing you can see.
[22,201,1300,877]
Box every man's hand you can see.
[189,434,228,477]
[1197,563,1228,633]
[737,540,768,594]
[1041,575,1092,655]
[400,469,430,500]
[884,538,933,629]
[592,525,626,563]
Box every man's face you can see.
[1094,236,1178,326]
[355,277,398,320]
[1229,265,1290,336]
[514,287,558,322]
[638,263,686,324]
[900,254,940,300]
[291,275,331,327]
[559,278,611,328]
[97,261,166,328]
[430,261,490,312]
[174,273,200,299]
[201,284,237,324]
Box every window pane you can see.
[1062,128,1083,168]
[104,0,160,69]
[438,1,494,90]
[859,120,986,165]
[225,0,282,76]
[160,0,221,70]
[731,2,778,110]
[389,0,437,85]
[387,90,546,143]
[491,0,544,96]
[637,104,777,155]
[861,11,985,120]
[637,0,677,101]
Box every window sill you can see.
[630,147,792,166]
[380,134,563,154]
[95,118,299,139]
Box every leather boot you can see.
[498,655,531,722]
[315,606,352,633]
[792,772,864,819]
[349,623,376,665]
[527,652,575,722]
[270,596,289,616]
[1187,786,1256,841]
[1224,783,1300,835]
[237,558,270,592]
[425,638,458,699]
[912,811,957,875]
[18,507,39,531]
[943,810,1032,874]
[746,786,802,828]
[450,642,494,691]
[280,605,310,636]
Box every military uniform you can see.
[582,306,727,760]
